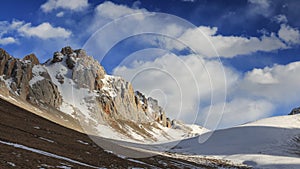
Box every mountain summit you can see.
[0,47,206,143]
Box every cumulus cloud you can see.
[239,61,300,105]
[0,37,16,45]
[173,26,287,58]
[278,24,300,45]
[200,98,274,129]
[0,20,23,45]
[85,1,297,59]
[41,0,89,12]
[18,22,71,39]
[0,20,72,43]
[95,1,147,20]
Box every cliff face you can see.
[0,47,203,143]
[0,49,62,107]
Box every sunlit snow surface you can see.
[169,114,300,169]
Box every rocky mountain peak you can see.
[0,47,201,143]
[23,53,40,65]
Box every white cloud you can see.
[244,68,279,84]
[56,11,64,17]
[18,22,71,39]
[174,26,287,58]
[0,20,23,45]
[248,0,271,17]
[41,0,88,12]
[95,1,147,20]
[86,1,294,59]
[239,61,300,104]
[0,20,71,44]
[278,24,300,45]
[248,0,270,8]
[200,98,274,129]
[0,37,16,45]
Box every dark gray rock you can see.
[52,52,64,63]
[289,107,300,115]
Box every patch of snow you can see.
[124,126,145,141]
[0,75,13,90]
[77,140,89,145]
[59,102,75,117]
[0,139,100,169]
[101,75,119,98]
[29,76,44,87]
[33,126,40,130]
[56,166,71,169]
[7,162,16,167]
[39,137,55,143]
[185,124,210,135]
[39,164,54,168]
[45,58,98,121]
[94,124,137,142]
[104,149,127,159]
[30,65,46,87]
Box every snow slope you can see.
[169,114,300,169]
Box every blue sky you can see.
[1,0,300,129]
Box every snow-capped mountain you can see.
[0,47,207,143]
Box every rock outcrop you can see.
[46,47,172,126]
[0,49,34,99]
[134,91,171,127]
[28,65,62,108]
[289,107,300,115]
[0,48,62,108]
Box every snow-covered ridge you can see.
[169,114,300,169]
